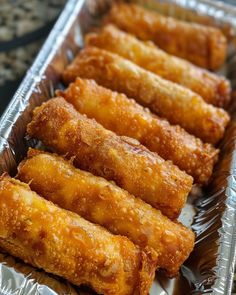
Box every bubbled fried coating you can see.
[17,149,195,277]
[62,47,230,145]
[86,25,231,107]
[27,97,193,219]
[58,78,218,185]
[105,3,227,70]
[0,174,157,295]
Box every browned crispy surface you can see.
[86,25,231,107]
[58,78,218,184]
[17,149,195,277]
[27,97,193,219]
[105,3,227,70]
[0,174,157,295]
[62,47,230,145]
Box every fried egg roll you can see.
[27,97,193,219]
[58,78,218,184]
[17,149,195,277]
[0,174,157,295]
[105,3,227,70]
[62,47,229,144]
[85,25,231,107]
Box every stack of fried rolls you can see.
[0,175,157,295]
[58,78,218,185]
[85,24,231,107]
[27,97,193,220]
[62,47,230,145]
[104,3,227,70]
[17,148,195,277]
[0,3,231,294]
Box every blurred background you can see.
[0,0,67,115]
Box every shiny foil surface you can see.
[0,0,236,294]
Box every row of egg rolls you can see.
[26,97,193,220]
[86,24,231,108]
[0,175,157,295]
[105,3,227,70]
[58,78,218,185]
[62,47,229,145]
[0,3,230,294]
[17,148,195,277]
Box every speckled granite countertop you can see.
[0,0,66,114]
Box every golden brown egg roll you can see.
[58,78,218,184]
[105,3,227,70]
[85,25,231,107]
[27,97,193,219]
[0,174,157,295]
[17,149,195,277]
[62,47,229,144]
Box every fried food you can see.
[62,47,230,144]
[0,174,157,295]
[17,149,195,277]
[58,78,218,184]
[105,3,227,70]
[86,25,231,107]
[27,97,193,219]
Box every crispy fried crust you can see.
[62,47,230,145]
[27,97,193,219]
[105,3,227,70]
[85,25,231,107]
[0,174,157,295]
[17,149,195,276]
[59,78,218,184]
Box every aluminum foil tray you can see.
[0,0,236,294]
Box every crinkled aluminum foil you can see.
[0,0,236,294]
